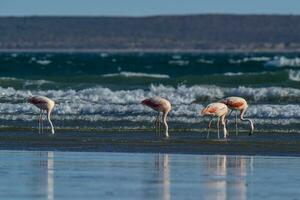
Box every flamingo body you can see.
[220,97,247,111]
[201,102,228,139]
[141,97,171,113]
[141,97,171,138]
[201,102,228,117]
[220,96,254,135]
[28,96,55,134]
[28,96,55,111]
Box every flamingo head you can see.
[27,96,34,103]
[200,105,216,116]
[141,99,150,106]
[141,99,146,105]
[200,107,208,116]
[219,98,228,105]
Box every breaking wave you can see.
[0,84,299,118]
[289,70,300,82]
[229,56,271,64]
[101,72,170,79]
[264,56,300,68]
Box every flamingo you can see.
[27,96,55,134]
[220,96,254,135]
[141,96,171,138]
[201,102,228,139]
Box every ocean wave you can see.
[0,85,299,122]
[172,55,182,60]
[222,72,267,76]
[36,60,51,65]
[1,84,300,105]
[197,59,214,64]
[229,57,271,64]
[0,104,300,130]
[28,56,52,65]
[0,77,54,89]
[168,60,190,66]
[223,72,245,76]
[289,70,300,82]
[264,56,300,68]
[101,72,170,79]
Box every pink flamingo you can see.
[141,97,171,138]
[201,102,228,139]
[220,96,254,135]
[27,96,55,134]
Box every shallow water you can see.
[0,151,299,200]
[0,52,300,132]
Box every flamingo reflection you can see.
[155,154,170,200]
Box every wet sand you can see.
[1,130,300,156]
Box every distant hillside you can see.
[1,15,300,52]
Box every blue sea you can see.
[0,52,299,132]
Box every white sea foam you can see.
[172,55,182,60]
[229,57,271,64]
[264,56,300,68]
[289,70,300,82]
[1,84,300,104]
[0,77,19,81]
[197,59,214,64]
[0,77,54,87]
[102,72,170,79]
[223,72,244,76]
[168,60,189,66]
[36,60,51,65]
[0,85,299,125]
[10,53,18,58]
[100,53,109,57]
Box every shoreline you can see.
[1,131,300,156]
[1,48,300,54]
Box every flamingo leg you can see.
[206,117,213,139]
[217,117,220,139]
[227,110,233,124]
[162,111,169,138]
[155,112,160,136]
[41,110,45,134]
[38,109,43,134]
[235,111,238,136]
[154,117,157,135]
[221,114,227,139]
[47,110,55,134]
[158,114,161,137]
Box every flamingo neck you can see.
[240,108,254,135]
[47,110,55,134]
[162,112,169,138]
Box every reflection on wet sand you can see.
[154,154,251,200]
[47,152,54,200]
[2,151,300,200]
[32,151,54,200]
[155,154,170,200]
[204,155,227,200]
[204,155,251,200]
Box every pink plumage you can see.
[28,96,55,134]
[141,96,171,138]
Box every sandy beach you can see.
[0,130,300,156]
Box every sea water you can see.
[0,52,299,132]
[0,150,299,200]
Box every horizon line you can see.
[0,13,299,18]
